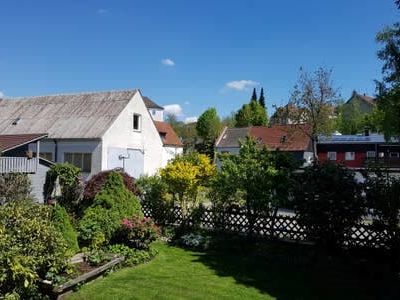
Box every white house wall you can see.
[102,92,164,177]
[149,109,164,122]
[162,146,183,167]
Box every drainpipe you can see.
[54,140,58,162]
[35,140,40,172]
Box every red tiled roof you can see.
[0,133,48,153]
[249,124,311,151]
[154,121,183,147]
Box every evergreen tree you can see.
[259,87,266,108]
[251,88,257,102]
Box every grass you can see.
[67,239,400,300]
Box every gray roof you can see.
[216,127,250,148]
[143,96,164,110]
[0,90,138,139]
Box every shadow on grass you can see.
[190,234,400,300]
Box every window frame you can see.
[64,152,92,173]
[327,151,337,161]
[133,113,142,132]
[390,152,399,158]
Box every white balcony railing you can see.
[0,157,38,174]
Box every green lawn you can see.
[68,241,399,300]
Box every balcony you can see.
[0,157,38,174]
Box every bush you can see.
[0,200,70,298]
[116,216,160,250]
[51,205,79,255]
[0,173,32,203]
[44,163,83,213]
[83,169,140,204]
[78,172,143,248]
[294,162,365,250]
[137,175,174,226]
[364,168,400,263]
[107,244,158,266]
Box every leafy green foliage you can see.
[51,205,79,255]
[211,138,298,234]
[116,216,160,250]
[0,173,32,203]
[107,244,158,267]
[83,169,140,209]
[294,162,364,250]
[196,108,221,142]
[235,99,268,127]
[258,87,266,108]
[44,163,83,212]
[78,172,143,248]
[0,200,70,298]
[196,107,222,157]
[160,153,216,218]
[137,175,174,226]
[336,102,375,135]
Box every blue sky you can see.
[0,0,398,122]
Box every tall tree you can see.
[259,87,266,108]
[196,108,221,142]
[289,67,339,159]
[375,5,400,139]
[196,108,222,157]
[235,89,268,127]
[251,88,258,102]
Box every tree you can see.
[196,108,222,157]
[289,67,339,159]
[375,20,400,139]
[221,111,236,128]
[210,137,298,236]
[259,87,266,108]
[294,162,364,250]
[364,167,400,268]
[235,98,268,127]
[251,88,257,101]
[160,153,216,219]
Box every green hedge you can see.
[52,205,79,255]
[78,171,143,248]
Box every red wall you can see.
[318,151,366,168]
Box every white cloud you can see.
[161,58,175,66]
[163,104,182,116]
[225,80,259,91]
[0,91,3,98]
[97,8,108,15]
[184,116,198,124]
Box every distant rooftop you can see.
[143,96,164,110]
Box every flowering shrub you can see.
[116,216,160,250]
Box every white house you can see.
[0,90,182,179]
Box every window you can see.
[152,110,156,115]
[390,152,399,158]
[64,153,92,172]
[327,152,337,161]
[345,152,355,161]
[133,114,141,131]
[366,151,376,159]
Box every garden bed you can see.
[41,255,124,299]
